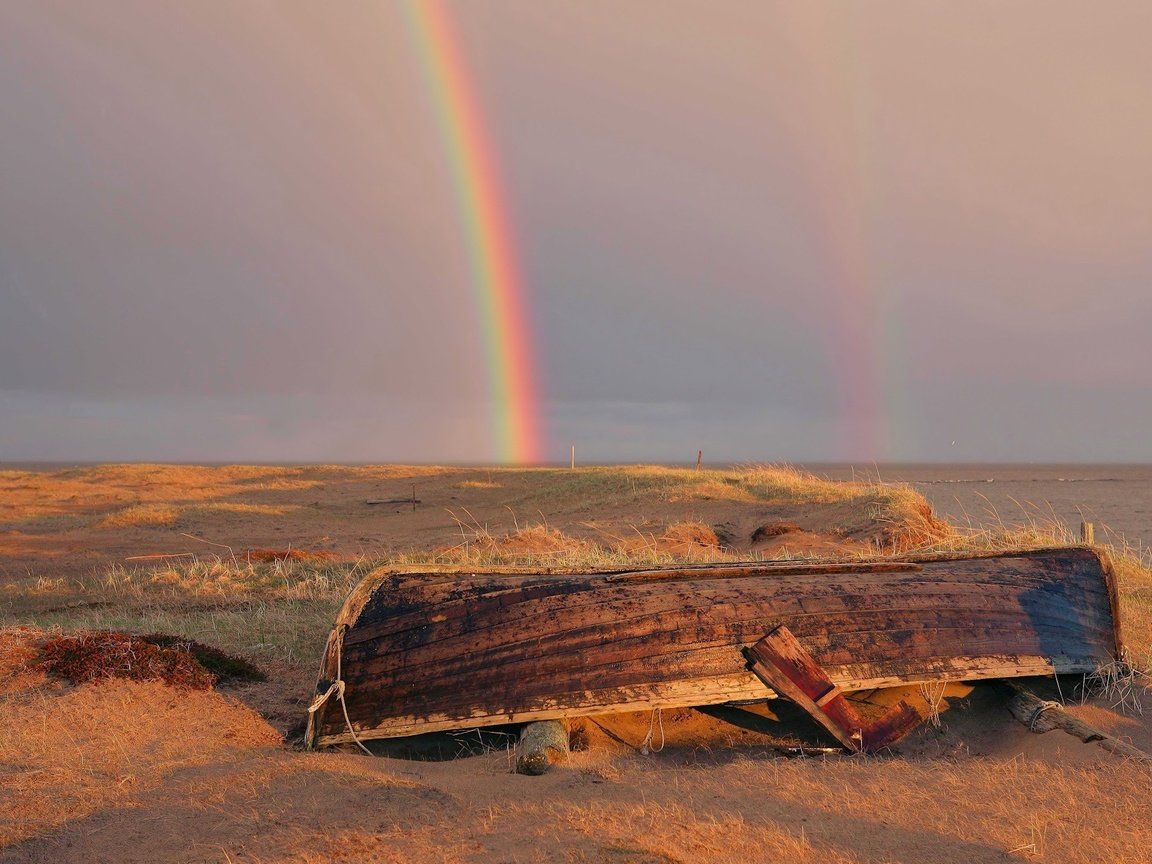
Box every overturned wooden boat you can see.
[306,547,1122,751]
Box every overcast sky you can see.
[2,1,1151,463]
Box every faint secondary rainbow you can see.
[402,0,542,463]
[774,5,905,461]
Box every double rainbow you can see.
[403,0,542,464]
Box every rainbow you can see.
[402,0,542,463]
[775,5,903,461]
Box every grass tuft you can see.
[97,504,179,528]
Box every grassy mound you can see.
[41,631,217,689]
[39,631,265,689]
[138,633,267,683]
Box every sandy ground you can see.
[807,463,1152,552]
[0,464,917,584]
[2,465,1151,863]
[3,638,1151,864]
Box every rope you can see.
[588,709,666,755]
[307,679,345,714]
[639,708,665,755]
[1028,700,1062,732]
[308,625,374,756]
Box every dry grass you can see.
[1,559,367,670]
[183,502,297,517]
[510,463,909,508]
[96,503,180,528]
[437,522,602,565]
[0,675,279,847]
[609,521,726,561]
[3,464,1152,863]
[9,468,1152,673]
[0,464,308,531]
[93,499,293,529]
[456,479,503,489]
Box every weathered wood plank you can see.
[314,654,1098,746]
[343,552,1111,649]
[745,626,928,752]
[746,626,863,749]
[326,645,1100,737]
[343,610,1109,712]
[342,584,1112,686]
[603,561,926,582]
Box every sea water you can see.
[803,463,1152,553]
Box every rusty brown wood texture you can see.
[746,625,928,752]
[307,548,1122,748]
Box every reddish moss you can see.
[39,631,217,690]
[138,633,266,683]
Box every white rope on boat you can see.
[307,625,374,756]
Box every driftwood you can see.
[516,720,569,775]
[1006,684,1152,762]
[365,498,421,505]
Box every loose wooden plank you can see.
[745,626,863,749]
[745,626,928,752]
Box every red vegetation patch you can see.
[39,632,217,690]
[139,633,266,683]
[245,548,336,563]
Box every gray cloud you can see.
[1,1,1150,462]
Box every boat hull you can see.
[307,548,1121,748]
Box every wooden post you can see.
[695,450,703,471]
[412,484,417,513]
[570,445,575,470]
[1080,522,1094,544]
[1006,684,1151,762]
[516,720,569,775]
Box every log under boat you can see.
[306,547,1122,750]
